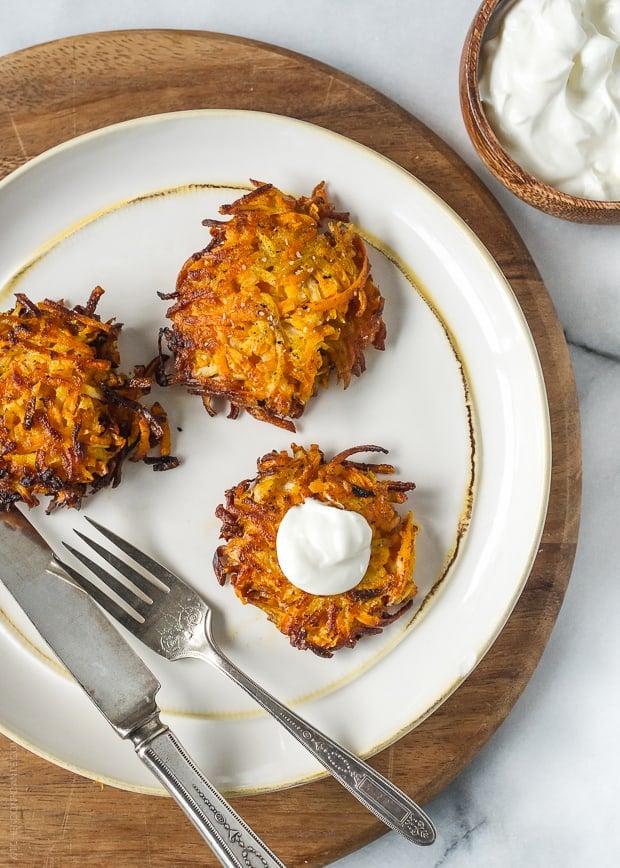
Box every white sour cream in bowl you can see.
[276,498,372,595]
[479,0,620,201]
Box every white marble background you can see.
[1,1,618,865]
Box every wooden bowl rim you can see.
[460,0,620,223]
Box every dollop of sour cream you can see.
[479,0,620,200]
[276,498,372,595]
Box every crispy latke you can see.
[159,181,386,431]
[0,288,177,513]
[214,443,418,657]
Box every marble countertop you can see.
[0,2,617,865]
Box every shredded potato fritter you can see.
[160,181,386,431]
[0,289,177,512]
[214,443,418,657]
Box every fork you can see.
[60,517,436,847]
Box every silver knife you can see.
[0,509,284,868]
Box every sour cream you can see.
[276,498,372,595]
[479,0,620,200]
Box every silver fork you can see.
[60,517,436,847]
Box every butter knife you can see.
[0,510,284,868]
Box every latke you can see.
[159,181,386,431]
[0,288,177,512]
[214,443,418,657]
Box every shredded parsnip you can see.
[160,181,386,431]
[0,289,177,512]
[214,443,417,657]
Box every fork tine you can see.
[71,529,160,601]
[54,552,145,630]
[84,517,177,587]
[62,540,153,614]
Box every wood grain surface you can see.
[0,30,581,867]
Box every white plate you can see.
[0,110,550,796]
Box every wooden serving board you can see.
[0,31,581,867]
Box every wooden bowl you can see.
[460,0,620,224]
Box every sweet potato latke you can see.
[214,443,418,657]
[159,181,386,431]
[0,289,177,513]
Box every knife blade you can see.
[0,509,284,868]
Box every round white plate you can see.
[0,110,550,796]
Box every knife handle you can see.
[132,721,284,868]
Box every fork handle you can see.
[132,720,285,868]
[200,647,435,846]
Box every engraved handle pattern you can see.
[277,709,434,844]
[204,645,436,846]
[135,727,285,868]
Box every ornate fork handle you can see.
[195,616,435,846]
